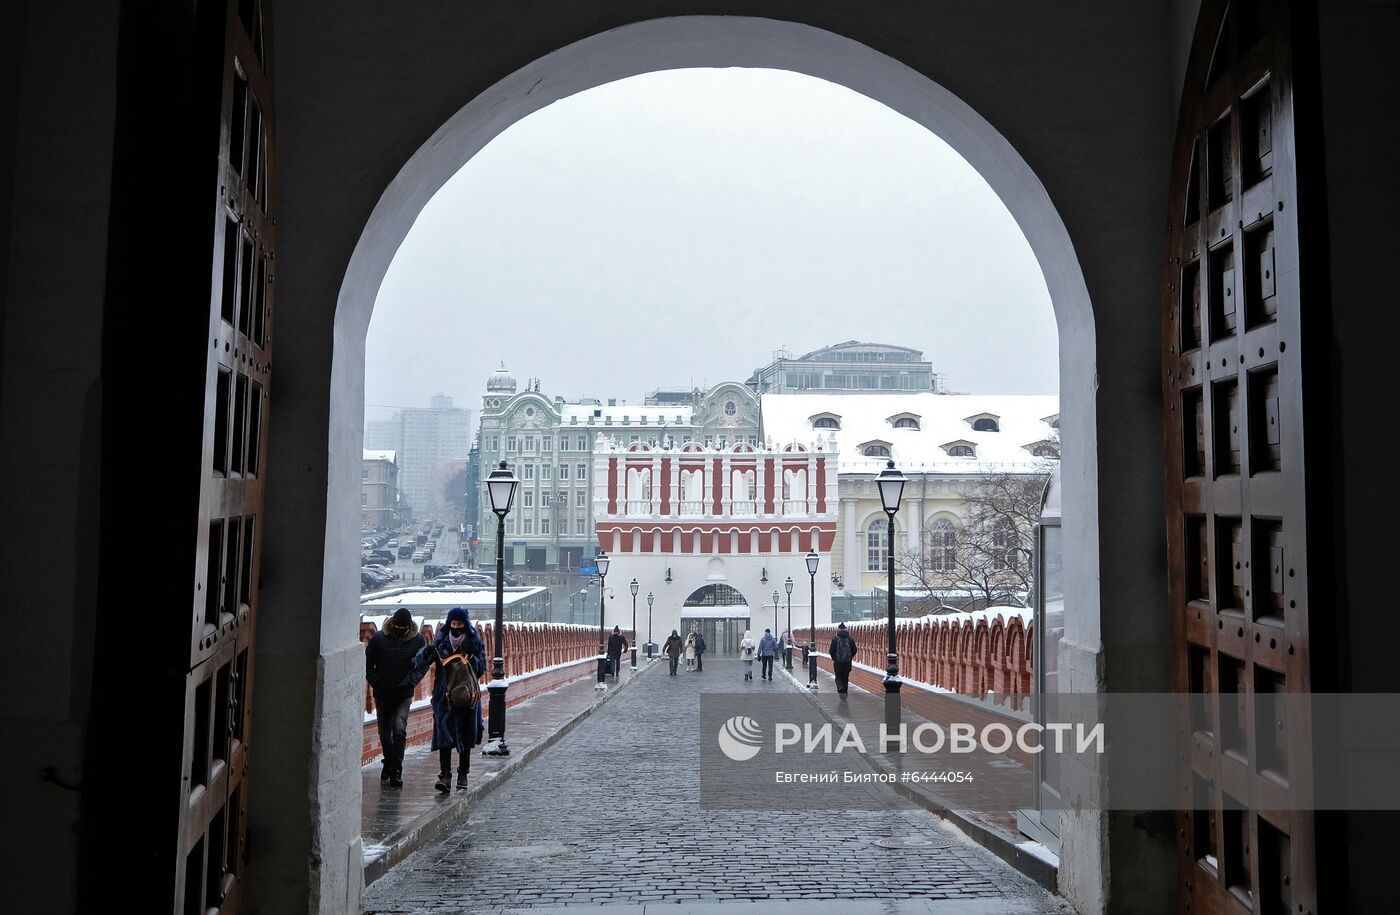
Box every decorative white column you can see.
[755,455,767,517]
[806,452,817,514]
[721,454,732,516]
[650,454,661,517]
[842,498,861,588]
[906,498,922,584]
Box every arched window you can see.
[866,518,890,571]
[928,518,957,572]
[813,417,839,430]
[972,417,999,432]
[893,417,919,429]
[992,518,1017,570]
[949,445,975,457]
[864,444,891,457]
[1032,444,1059,458]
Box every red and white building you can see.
[593,437,838,653]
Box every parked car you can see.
[369,549,396,565]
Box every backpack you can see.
[440,652,480,710]
[831,635,853,665]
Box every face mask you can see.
[449,627,466,638]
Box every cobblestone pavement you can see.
[365,660,1069,913]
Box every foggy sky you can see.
[365,68,1058,425]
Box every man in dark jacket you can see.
[694,631,706,672]
[606,625,627,678]
[408,607,486,792]
[365,608,424,786]
[662,629,684,676]
[828,622,858,696]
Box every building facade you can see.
[592,436,838,651]
[760,393,1060,615]
[747,341,941,394]
[475,366,761,570]
[360,451,400,530]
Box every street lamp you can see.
[484,460,519,755]
[876,458,908,751]
[784,576,794,669]
[646,591,655,657]
[630,578,639,670]
[806,548,819,689]
[595,550,610,689]
[772,589,780,642]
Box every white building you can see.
[591,436,837,651]
[760,392,1059,612]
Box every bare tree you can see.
[895,468,1051,612]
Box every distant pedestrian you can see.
[683,631,698,671]
[829,622,858,696]
[662,629,684,675]
[408,607,485,792]
[364,608,423,787]
[739,630,757,681]
[694,631,706,671]
[757,628,777,681]
[607,625,627,678]
[779,629,793,669]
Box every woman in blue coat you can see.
[408,607,485,792]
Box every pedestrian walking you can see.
[607,625,627,678]
[829,621,858,696]
[407,607,485,792]
[695,630,706,671]
[739,629,757,681]
[364,607,423,787]
[683,631,697,671]
[662,629,684,675]
[757,628,777,680]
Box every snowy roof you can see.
[558,403,693,425]
[760,392,1059,473]
[363,449,397,464]
[359,586,546,611]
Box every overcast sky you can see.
[366,68,1057,424]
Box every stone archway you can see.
[258,13,1166,914]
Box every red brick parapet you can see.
[796,612,1033,702]
[359,619,634,765]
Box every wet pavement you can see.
[364,659,1069,913]
[363,661,650,883]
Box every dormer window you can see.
[809,412,842,431]
[965,412,1001,432]
[1025,440,1060,459]
[941,439,977,458]
[887,412,921,430]
[858,439,893,458]
[1042,413,1061,430]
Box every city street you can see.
[364,660,1066,913]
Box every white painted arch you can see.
[330,13,1100,663]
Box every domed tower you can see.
[486,362,517,397]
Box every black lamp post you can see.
[772,589,780,642]
[646,591,654,657]
[595,550,610,689]
[784,576,794,669]
[484,460,519,755]
[806,548,819,689]
[876,459,908,752]
[630,578,639,670]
